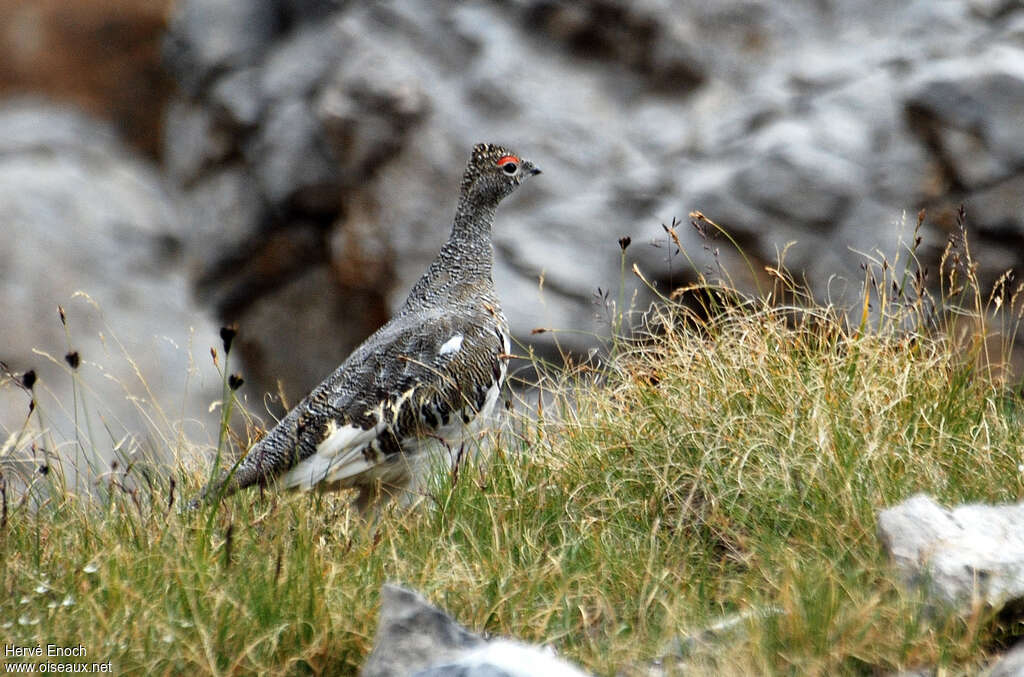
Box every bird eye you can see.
[496,154,520,175]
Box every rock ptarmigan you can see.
[192,143,540,513]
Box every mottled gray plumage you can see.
[192,143,540,511]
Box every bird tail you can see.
[184,434,293,510]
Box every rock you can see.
[277,0,345,25]
[209,67,263,129]
[176,165,267,281]
[522,0,705,92]
[969,0,1024,20]
[0,100,221,485]
[163,0,280,96]
[247,99,339,212]
[877,493,1024,614]
[314,21,431,185]
[361,585,483,677]
[731,134,859,226]
[260,23,343,103]
[163,98,234,185]
[232,265,389,412]
[968,174,1024,239]
[0,0,172,155]
[160,0,1024,403]
[362,584,590,677]
[985,643,1024,677]
[904,46,1024,190]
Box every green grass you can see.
[2,215,1023,675]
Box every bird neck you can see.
[441,194,497,268]
[402,194,498,313]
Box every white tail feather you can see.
[280,420,382,489]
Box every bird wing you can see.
[221,306,507,494]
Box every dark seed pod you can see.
[220,325,238,355]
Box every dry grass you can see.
[1,212,1023,675]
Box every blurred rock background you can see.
[2,0,1024,463]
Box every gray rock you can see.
[522,0,706,92]
[968,174,1024,239]
[278,0,346,24]
[362,584,590,677]
[163,98,234,185]
[160,0,1024,403]
[210,68,263,129]
[361,585,484,677]
[0,101,120,155]
[260,23,344,102]
[247,99,339,212]
[877,493,1024,613]
[163,0,281,95]
[985,643,1024,677]
[905,46,1024,190]
[732,137,859,226]
[0,100,221,484]
[232,264,388,411]
[314,24,431,185]
[1001,13,1024,45]
[176,165,267,281]
[969,0,1024,20]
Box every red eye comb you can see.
[496,154,519,165]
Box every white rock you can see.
[362,584,590,677]
[985,642,1024,677]
[877,493,1024,612]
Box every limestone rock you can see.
[209,67,263,129]
[177,165,266,283]
[232,264,388,413]
[247,98,340,212]
[985,643,1024,677]
[0,0,172,155]
[905,46,1024,190]
[160,0,1024,403]
[163,97,234,185]
[0,100,221,483]
[362,584,590,677]
[163,0,280,96]
[877,493,1024,613]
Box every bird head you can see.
[460,143,541,205]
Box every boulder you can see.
[362,584,590,677]
[905,46,1024,190]
[162,0,280,96]
[0,0,172,155]
[985,643,1024,677]
[0,100,222,487]
[877,493,1024,613]
[160,0,1024,403]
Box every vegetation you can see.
[1,211,1022,675]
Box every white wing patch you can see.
[281,418,382,490]
[439,333,464,356]
[317,418,379,458]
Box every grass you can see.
[1,211,1023,675]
